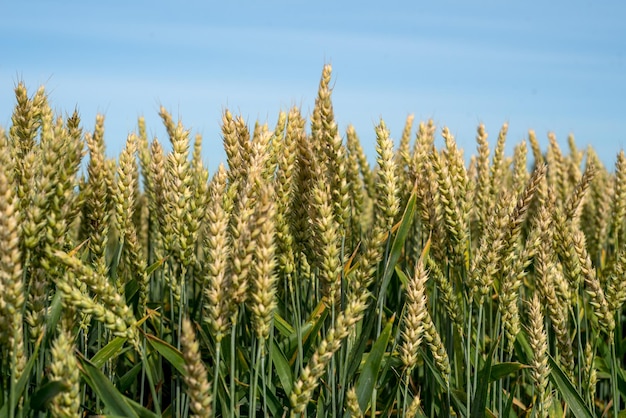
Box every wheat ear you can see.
[181,317,212,417]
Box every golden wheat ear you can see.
[181,317,213,417]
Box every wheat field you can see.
[1,65,626,417]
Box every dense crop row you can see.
[1,65,626,417]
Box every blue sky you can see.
[1,0,625,169]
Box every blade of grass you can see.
[354,314,394,415]
[502,382,516,418]
[289,300,328,365]
[118,362,143,393]
[489,363,528,382]
[273,311,296,338]
[91,336,128,368]
[421,348,449,391]
[377,189,416,302]
[470,337,497,418]
[345,301,377,379]
[28,380,67,412]
[77,355,139,418]
[270,339,294,396]
[125,398,160,418]
[44,291,64,345]
[144,333,185,375]
[145,256,168,276]
[596,338,626,400]
[547,355,594,418]
[0,332,42,417]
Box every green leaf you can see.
[279,300,325,362]
[420,348,449,390]
[489,362,527,382]
[252,377,282,417]
[345,302,378,379]
[595,338,626,400]
[395,266,409,289]
[118,362,143,393]
[549,400,565,418]
[161,403,173,418]
[449,389,468,417]
[140,350,162,415]
[108,239,124,282]
[353,315,394,415]
[282,320,313,359]
[316,389,325,418]
[270,340,294,395]
[547,355,594,418]
[471,339,496,418]
[145,333,186,375]
[78,355,139,418]
[378,190,416,301]
[91,336,128,368]
[514,331,533,365]
[126,397,160,418]
[0,334,42,417]
[273,311,295,338]
[92,415,133,418]
[44,291,64,345]
[502,381,516,418]
[125,277,140,304]
[29,380,68,411]
[290,301,328,364]
[145,256,167,276]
